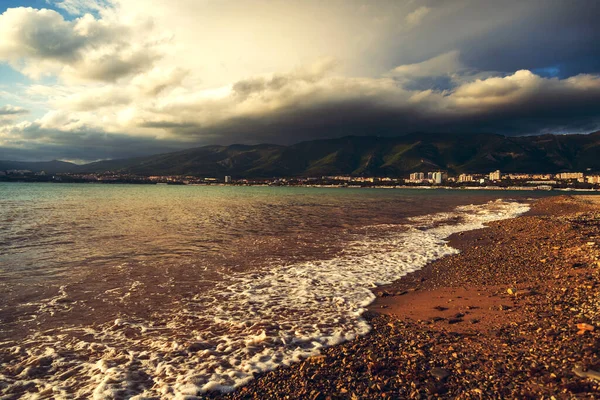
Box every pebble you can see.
[430,368,450,380]
[212,197,600,400]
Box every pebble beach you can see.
[215,195,600,399]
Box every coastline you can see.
[215,195,600,398]
[3,181,600,193]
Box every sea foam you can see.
[0,200,529,399]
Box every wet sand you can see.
[216,195,600,398]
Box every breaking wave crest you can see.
[0,200,529,399]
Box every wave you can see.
[0,199,529,399]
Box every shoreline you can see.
[3,181,600,192]
[216,195,600,398]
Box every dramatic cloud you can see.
[175,68,600,143]
[7,63,600,157]
[0,7,160,81]
[1,0,600,162]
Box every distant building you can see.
[224,175,232,183]
[556,172,583,180]
[587,176,600,184]
[489,170,502,181]
[409,172,425,182]
[531,174,553,180]
[323,176,352,181]
[458,174,474,183]
[432,171,443,184]
[359,177,375,183]
[506,173,531,180]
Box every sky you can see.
[1,0,600,162]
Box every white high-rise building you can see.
[224,176,232,183]
[409,172,425,181]
[489,170,502,181]
[458,174,474,182]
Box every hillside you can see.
[0,160,77,174]
[5,132,600,177]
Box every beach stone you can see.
[573,366,600,381]
[430,368,450,380]
[309,355,326,363]
[188,342,212,352]
[576,323,595,331]
[310,391,323,400]
[507,288,517,295]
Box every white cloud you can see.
[0,105,28,116]
[0,8,87,62]
[0,7,160,81]
[53,0,113,16]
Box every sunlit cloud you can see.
[0,0,599,161]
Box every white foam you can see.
[0,200,529,399]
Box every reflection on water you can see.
[0,184,534,398]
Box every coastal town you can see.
[2,168,600,190]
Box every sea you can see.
[0,183,543,398]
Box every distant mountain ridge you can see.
[0,160,77,174]
[4,131,600,177]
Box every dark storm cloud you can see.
[203,99,600,146]
[181,72,600,144]
[459,3,600,77]
[6,68,600,161]
[386,0,600,79]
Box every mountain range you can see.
[3,131,600,177]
